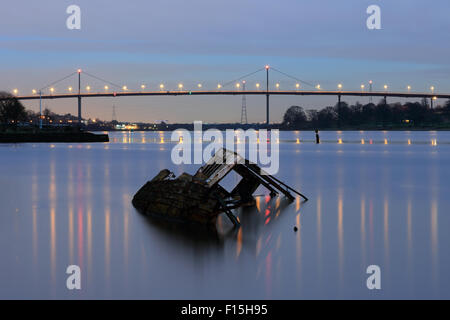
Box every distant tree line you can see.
[0,92,84,132]
[3,90,450,130]
[282,99,450,129]
[0,92,28,125]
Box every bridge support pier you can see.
[39,91,43,130]
[338,94,341,128]
[78,96,82,127]
[77,69,82,127]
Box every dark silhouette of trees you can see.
[335,101,351,125]
[317,106,337,128]
[282,99,450,129]
[375,99,391,124]
[0,92,28,125]
[443,100,450,117]
[283,106,307,127]
[43,108,53,125]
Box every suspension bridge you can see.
[2,66,449,126]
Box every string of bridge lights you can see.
[12,83,441,96]
[8,66,440,100]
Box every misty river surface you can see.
[0,131,449,299]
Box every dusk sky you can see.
[1,0,449,123]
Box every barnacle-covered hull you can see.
[132,178,221,225]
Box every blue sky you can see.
[1,0,449,123]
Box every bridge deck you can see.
[4,90,450,101]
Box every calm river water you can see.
[0,131,449,299]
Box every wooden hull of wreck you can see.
[132,179,220,225]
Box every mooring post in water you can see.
[315,129,320,144]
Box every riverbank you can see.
[84,122,450,132]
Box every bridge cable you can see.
[221,67,266,88]
[39,72,78,91]
[270,67,316,88]
[82,71,123,90]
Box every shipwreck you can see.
[132,148,308,227]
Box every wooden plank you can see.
[246,164,295,201]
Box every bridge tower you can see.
[77,69,82,127]
[241,81,248,124]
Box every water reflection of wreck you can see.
[132,148,308,226]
